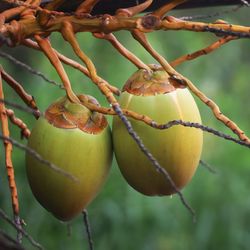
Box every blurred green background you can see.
[0,5,250,250]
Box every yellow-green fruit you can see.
[112,68,203,196]
[26,95,113,221]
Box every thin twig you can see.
[2,97,250,149]
[0,132,78,181]
[199,160,217,174]
[0,51,63,88]
[34,35,80,103]
[0,228,24,250]
[178,3,244,21]
[0,208,44,250]
[0,98,41,117]
[132,30,250,143]
[22,39,121,96]
[2,68,40,117]
[6,108,31,139]
[0,33,12,46]
[170,36,236,67]
[0,70,21,240]
[82,210,94,250]
[150,120,250,148]
[93,33,150,70]
[66,223,72,237]
[14,214,23,244]
[112,104,196,221]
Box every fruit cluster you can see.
[26,68,203,221]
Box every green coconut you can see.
[112,68,203,196]
[26,95,113,221]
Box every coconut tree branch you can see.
[1,68,40,118]
[0,51,62,88]
[170,36,237,67]
[22,38,121,95]
[93,32,150,70]
[0,68,22,242]
[0,208,43,250]
[75,0,100,15]
[132,29,250,144]
[68,100,250,148]
[82,210,94,250]
[34,35,80,103]
[153,0,187,18]
[6,108,30,139]
[115,0,153,17]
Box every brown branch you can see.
[75,0,100,15]
[75,100,250,148]
[1,69,40,118]
[20,0,41,19]
[0,0,32,26]
[160,17,250,36]
[93,32,150,70]
[0,67,22,241]
[153,0,187,18]
[170,36,237,67]
[22,38,121,95]
[3,12,250,44]
[34,35,80,103]
[115,0,153,17]
[6,109,30,139]
[44,0,247,14]
[132,30,250,144]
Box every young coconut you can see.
[112,67,203,196]
[26,95,113,221]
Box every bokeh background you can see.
[0,5,250,250]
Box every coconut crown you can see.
[45,94,107,134]
[123,66,186,96]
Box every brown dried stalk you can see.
[61,21,117,105]
[75,0,100,15]
[22,38,121,95]
[6,108,30,138]
[1,68,40,118]
[0,0,33,26]
[132,30,250,144]
[34,35,80,103]
[69,100,250,148]
[115,0,153,17]
[170,36,237,67]
[153,0,186,18]
[0,68,22,242]
[2,8,250,44]
[93,32,150,70]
